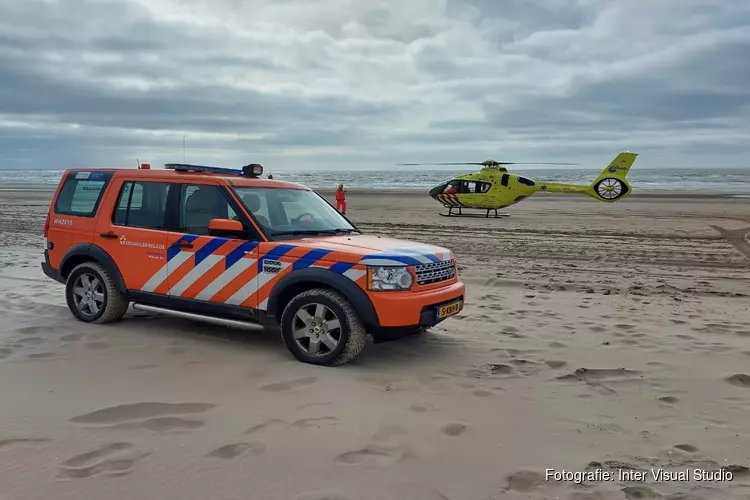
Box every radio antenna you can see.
[137,158,141,168]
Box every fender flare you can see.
[266,267,379,327]
[60,243,127,293]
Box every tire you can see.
[280,288,367,366]
[65,262,130,324]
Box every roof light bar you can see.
[165,163,264,178]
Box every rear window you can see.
[54,171,113,217]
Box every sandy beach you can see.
[1,185,750,500]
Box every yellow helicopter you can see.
[399,151,638,217]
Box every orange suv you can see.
[42,163,465,365]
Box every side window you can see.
[476,182,491,193]
[112,181,170,230]
[458,181,475,194]
[53,171,113,217]
[179,184,237,235]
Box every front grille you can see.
[415,259,455,286]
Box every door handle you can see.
[99,232,118,239]
[174,242,193,249]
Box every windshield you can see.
[233,187,359,239]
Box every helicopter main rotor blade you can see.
[503,162,579,165]
[396,162,487,166]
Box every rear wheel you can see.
[280,288,367,366]
[65,262,129,324]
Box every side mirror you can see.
[208,218,244,234]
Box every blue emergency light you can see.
[165,163,264,178]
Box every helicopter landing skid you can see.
[440,208,510,218]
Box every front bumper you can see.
[369,280,465,328]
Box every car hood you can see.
[292,235,454,266]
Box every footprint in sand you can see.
[471,389,494,398]
[726,374,750,388]
[674,444,699,453]
[245,418,286,435]
[657,396,680,404]
[290,417,339,429]
[259,377,317,392]
[334,445,408,466]
[408,404,431,413]
[622,485,659,499]
[505,470,543,492]
[58,442,149,479]
[206,442,265,459]
[69,402,215,431]
[335,425,413,466]
[441,423,468,437]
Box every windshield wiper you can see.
[271,228,361,237]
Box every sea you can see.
[1,167,749,193]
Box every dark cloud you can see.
[0,0,748,170]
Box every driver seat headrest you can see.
[242,192,261,212]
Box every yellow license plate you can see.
[437,300,462,319]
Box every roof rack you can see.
[164,163,264,178]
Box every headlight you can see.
[368,266,413,291]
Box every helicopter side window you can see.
[458,181,474,194]
[475,181,491,193]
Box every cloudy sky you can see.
[1,0,748,171]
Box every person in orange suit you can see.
[335,183,347,214]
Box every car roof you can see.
[64,167,310,190]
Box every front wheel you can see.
[280,288,367,366]
[65,262,129,324]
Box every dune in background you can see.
[1,186,750,500]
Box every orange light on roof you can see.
[140,163,151,169]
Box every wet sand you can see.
[1,186,750,500]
